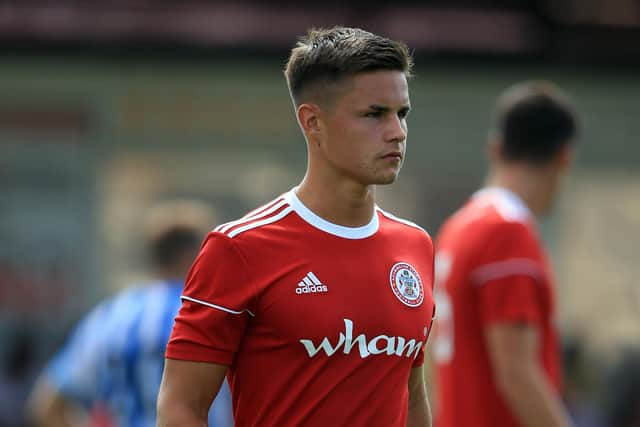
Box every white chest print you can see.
[299,318,425,359]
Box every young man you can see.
[157,27,435,427]
[432,81,578,427]
[28,202,233,427]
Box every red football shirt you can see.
[167,189,435,426]
[432,187,562,427]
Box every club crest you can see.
[389,262,424,307]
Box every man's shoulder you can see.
[445,197,534,234]
[438,201,540,261]
[376,207,432,240]
[459,188,533,228]
[52,287,147,361]
[212,194,295,241]
[107,282,164,306]
[84,282,173,328]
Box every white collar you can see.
[284,188,379,239]
[472,186,532,222]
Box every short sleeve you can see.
[45,301,111,407]
[471,222,545,327]
[166,232,256,366]
[477,274,543,325]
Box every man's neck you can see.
[486,168,549,218]
[295,175,376,227]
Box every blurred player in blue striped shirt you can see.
[27,201,233,427]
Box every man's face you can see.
[318,70,410,186]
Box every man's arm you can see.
[406,364,432,427]
[27,296,113,427]
[157,359,228,427]
[27,377,88,427]
[486,324,573,427]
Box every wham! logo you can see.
[296,271,328,294]
[299,318,426,360]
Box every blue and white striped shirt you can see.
[46,280,233,427]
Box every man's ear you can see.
[487,134,503,163]
[555,143,574,170]
[297,103,323,140]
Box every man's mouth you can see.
[382,151,402,160]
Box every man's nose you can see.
[386,115,407,143]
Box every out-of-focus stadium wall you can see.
[0,56,638,359]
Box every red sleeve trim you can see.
[471,258,542,285]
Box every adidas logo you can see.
[296,271,328,294]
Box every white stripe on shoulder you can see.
[241,196,286,219]
[227,206,293,237]
[376,207,429,234]
[471,258,542,285]
[215,198,287,234]
[181,295,255,317]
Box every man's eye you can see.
[398,109,410,119]
[365,111,382,118]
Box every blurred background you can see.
[0,1,638,426]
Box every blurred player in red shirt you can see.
[432,81,578,427]
[157,27,436,427]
